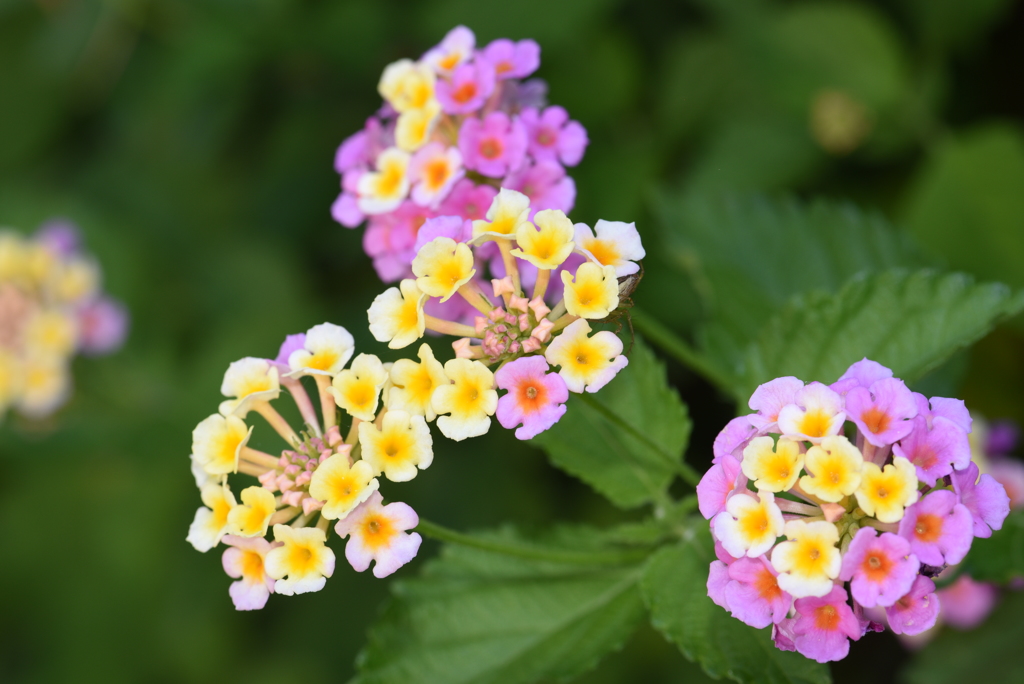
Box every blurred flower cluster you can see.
[332,25,588,289]
[901,418,1024,645]
[0,221,128,420]
[698,359,1011,663]
[188,189,643,609]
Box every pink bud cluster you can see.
[474,287,553,362]
[257,427,348,515]
[332,25,588,293]
[698,358,1012,663]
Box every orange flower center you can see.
[862,406,892,434]
[914,513,943,543]
[480,138,503,160]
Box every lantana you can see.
[332,25,589,288]
[699,359,1011,663]
[187,322,430,609]
[366,189,642,442]
[0,220,128,421]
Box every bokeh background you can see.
[2,0,1024,682]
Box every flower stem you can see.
[254,402,299,446]
[533,268,550,302]
[283,377,322,437]
[240,446,279,469]
[630,308,744,403]
[575,392,702,487]
[425,314,481,338]
[314,374,337,432]
[414,518,651,565]
[458,281,495,315]
[498,240,521,296]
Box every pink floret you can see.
[839,528,919,608]
[482,38,541,79]
[697,454,743,519]
[951,462,1011,539]
[519,106,588,167]
[790,586,862,663]
[494,356,569,440]
[885,575,940,635]
[459,112,528,177]
[898,490,974,566]
[845,377,918,447]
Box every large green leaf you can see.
[641,525,830,684]
[902,590,1024,684]
[533,337,692,509]
[959,509,1024,584]
[352,527,648,684]
[652,193,929,396]
[902,125,1024,295]
[740,269,1024,396]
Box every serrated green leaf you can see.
[741,269,1024,397]
[903,125,1024,296]
[352,527,647,684]
[532,337,692,509]
[960,509,1024,584]
[902,589,1024,684]
[641,525,830,684]
[652,193,929,396]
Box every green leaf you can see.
[533,337,692,509]
[352,526,648,684]
[960,509,1024,584]
[740,269,1024,397]
[641,525,830,684]
[902,125,1024,296]
[652,193,928,396]
[902,589,1024,684]
[758,2,908,115]
[896,0,1016,54]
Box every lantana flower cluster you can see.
[332,25,588,288]
[188,326,430,610]
[0,221,128,420]
[906,418,1024,643]
[366,188,642,441]
[697,359,1012,663]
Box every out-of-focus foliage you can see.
[2,0,1024,682]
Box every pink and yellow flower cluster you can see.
[0,221,128,421]
[332,25,589,289]
[367,188,641,441]
[187,325,432,609]
[697,359,1011,663]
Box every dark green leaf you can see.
[961,509,1024,584]
[641,525,830,684]
[902,589,1024,684]
[353,527,647,684]
[741,269,1024,397]
[902,125,1024,296]
[533,337,692,509]
[652,193,929,396]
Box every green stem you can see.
[415,518,651,566]
[576,392,702,487]
[631,308,743,403]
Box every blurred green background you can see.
[2,0,1024,681]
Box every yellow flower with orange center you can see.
[411,237,476,302]
[561,262,619,319]
[771,519,841,598]
[741,436,804,492]
[855,456,918,523]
